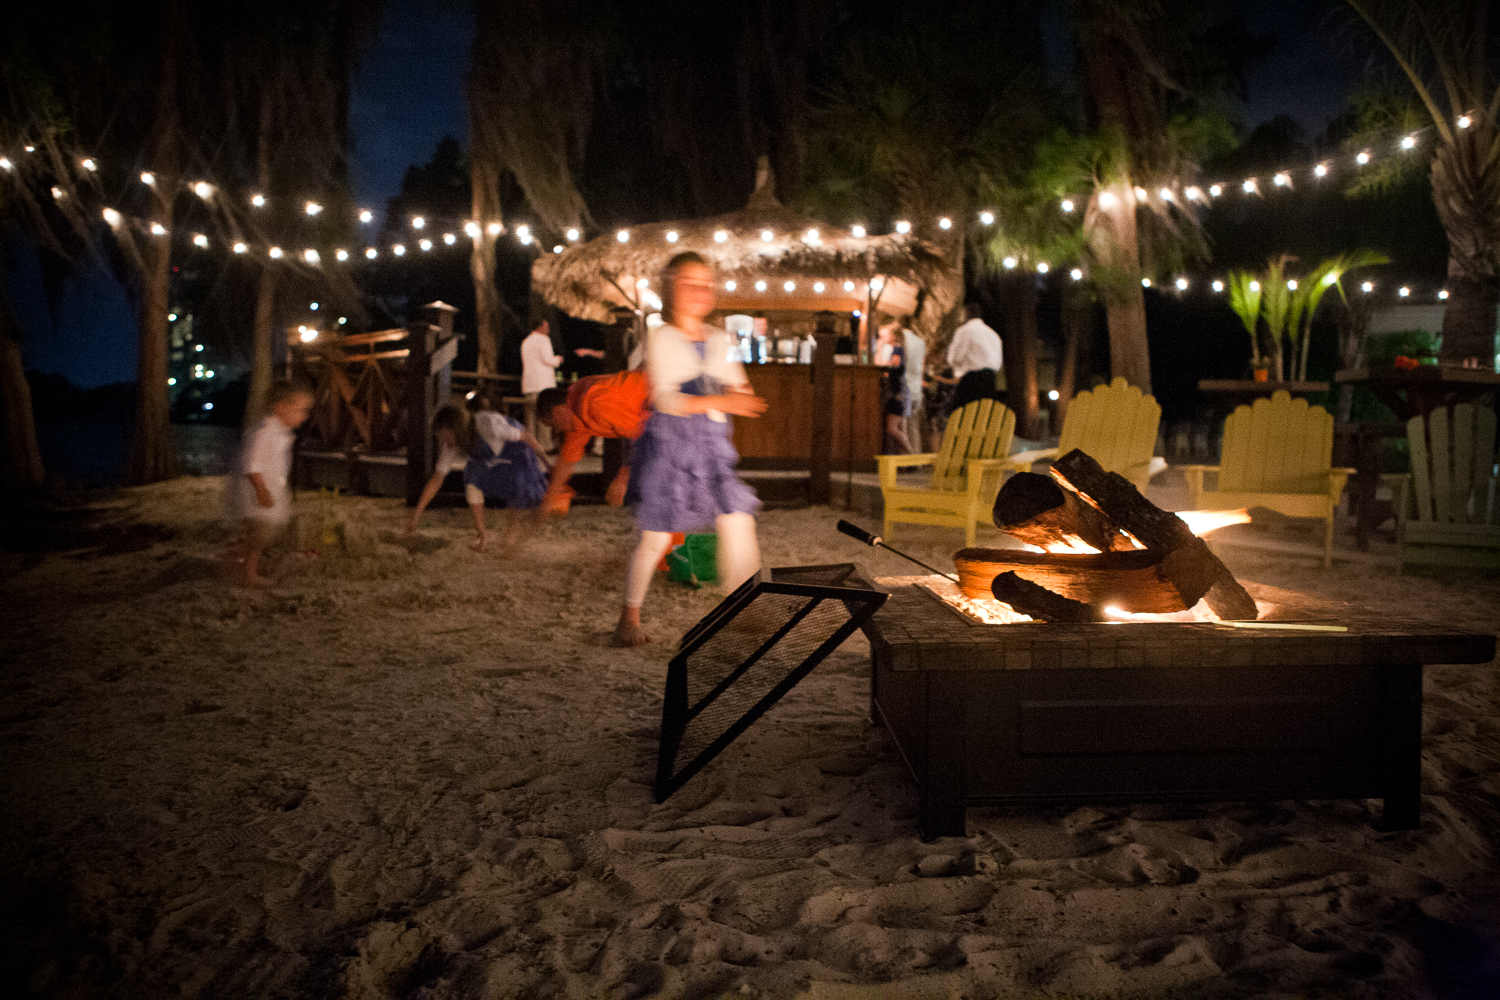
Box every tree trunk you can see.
[999,270,1039,439]
[126,9,181,486]
[0,318,44,490]
[1056,292,1086,430]
[1085,183,1152,395]
[1430,126,1500,364]
[470,149,502,375]
[244,267,278,428]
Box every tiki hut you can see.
[531,158,947,340]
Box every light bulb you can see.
[1185,187,1202,201]
[0,158,11,171]
[193,233,208,248]
[851,225,866,238]
[755,280,767,292]
[487,222,502,236]
[1356,151,1371,165]
[805,228,819,241]
[1361,281,1373,292]
[1159,187,1174,201]
[141,171,156,186]
[518,234,532,246]
[233,242,248,254]
[1070,268,1083,281]
[1249,280,1260,291]
[464,222,480,239]
[336,249,348,261]
[1457,115,1472,129]
[553,245,562,253]
[636,278,649,289]
[1211,280,1224,292]
[666,230,678,243]
[725,280,737,291]
[443,233,456,244]
[1242,178,1257,193]
[1048,390,1060,401]
[360,209,373,223]
[1176,277,1188,290]
[1398,286,1410,297]
[81,158,97,171]
[813,282,825,293]
[411,216,424,229]
[843,281,855,292]
[1400,135,1416,150]
[251,193,265,206]
[419,239,431,251]
[1002,256,1017,269]
[1142,277,1152,287]
[270,246,283,258]
[895,220,911,234]
[101,208,121,226]
[979,212,994,225]
[1134,186,1149,200]
[617,229,629,242]
[1209,185,1222,197]
[714,230,728,242]
[1060,199,1075,212]
[1036,262,1049,273]
[1314,163,1328,178]
[304,249,320,262]
[1286,279,1297,290]
[938,217,951,230]
[393,244,405,256]
[1273,173,1290,186]
[305,201,322,215]
[761,229,774,241]
[871,276,884,290]
[1438,289,1449,299]
[338,316,347,324]
[50,186,64,200]
[366,248,377,259]
[784,280,796,292]
[566,228,579,241]
[168,378,176,386]
[1098,190,1117,208]
[194,181,213,198]
[151,222,167,235]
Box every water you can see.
[35,421,242,486]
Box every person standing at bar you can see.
[615,251,767,646]
[521,319,563,450]
[946,302,1002,414]
[900,315,926,451]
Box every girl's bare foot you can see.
[613,606,650,646]
[471,537,487,553]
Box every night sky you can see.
[14,0,1368,390]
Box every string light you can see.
[487,222,502,236]
[895,220,911,234]
[725,280,737,291]
[1036,262,1049,273]
[101,207,121,226]
[150,222,166,235]
[1070,268,1083,281]
[1361,281,1373,292]
[805,227,820,241]
[1438,289,1449,299]
[418,239,432,251]
[1158,187,1174,201]
[553,245,562,253]
[851,225,866,238]
[1398,286,1410,297]
[1211,280,1223,292]
[1400,135,1416,150]
[1286,278,1297,290]
[50,186,64,200]
[310,301,319,311]
[365,247,377,259]
[1185,187,1202,201]
[1273,173,1290,187]
[234,242,248,254]
[141,171,156,186]
[1313,163,1328,178]
[1457,115,1472,129]
[515,224,530,240]
[465,222,480,238]
[335,249,348,261]
[411,216,424,229]
[269,246,283,258]
[1249,280,1260,291]
[251,193,265,206]
[443,233,456,245]
[1208,185,1222,197]
[191,181,212,199]
[23,145,33,152]
[566,228,579,241]
[617,229,629,243]
[392,244,405,256]
[1356,150,1371,165]
[636,278,649,289]
[978,211,994,225]
[1242,178,1257,193]
[760,229,774,241]
[193,233,208,248]
[359,209,373,223]
[0,158,11,171]
[1060,199,1075,212]
[304,249,319,262]
[784,280,796,291]
[1133,186,1148,201]
[518,233,532,246]
[714,229,729,242]
[666,230,679,242]
[1098,191,1117,208]
[843,280,855,291]
[81,158,97,171]
[938,217,951,230]
[813,281,825,293]
[1175,277,1188,290]
[1002,256,1017,269]
[755,280,767,291]
[1141,277,1152,287]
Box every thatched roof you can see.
[532,159,948,323]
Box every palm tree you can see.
[1346,0,1500,364]
[1226,270,1265,373]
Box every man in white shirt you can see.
[946,303,1003,414]
[521,320,563,449]
[901,318,926,451]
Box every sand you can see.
[2,476,1499,999]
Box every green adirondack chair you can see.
[1392,404,1500,574]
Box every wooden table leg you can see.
[920,676,968,840]
[1354,429,1380,551]
[1379,663,1424,831]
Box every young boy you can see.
[227,379,314,586]
[536,369,651,517]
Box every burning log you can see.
[1048,450,1257,620]
[953,546,1220,614]
[990,572,1110,623]
[991,473,1136,553]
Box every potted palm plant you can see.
[1226,271,1266,379]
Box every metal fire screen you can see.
[655,564,888,802]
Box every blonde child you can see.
[226,379,314,586]
[407,399,552,553]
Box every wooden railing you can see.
[291,327,410,453]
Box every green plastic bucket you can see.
[666,533,718,587]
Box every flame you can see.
[1019,533,1104,555]
[1176,508,1251,535]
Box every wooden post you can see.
[405,301,460,506]
[602,307,635,492]
[809,312,839,505]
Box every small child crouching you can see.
[225,379,314,587]
[407,399,552,553]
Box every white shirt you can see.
[947,317,1002,380]
[647,323,747,423]
[902,328,926,402]
[521,330,563,394]
[236,415,297,522]
[436,411,525,473]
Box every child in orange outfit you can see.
[537,370,652,516]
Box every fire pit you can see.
[853,450,1495,839]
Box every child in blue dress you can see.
[407,399,551,553]
[616,251,768,646]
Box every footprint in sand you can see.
[1089,841,1199,886]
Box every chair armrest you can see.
[1384,473,1412,522]
[878,452,936,490]
[965,457,1020,499]
[1179,465,1218,505]
[1005,447,1059,471]
[1177,465,1220,473]
[1328,467,1356,501]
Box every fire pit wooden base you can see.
[862,577,1495,840]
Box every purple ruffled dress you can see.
[627,341,760,533]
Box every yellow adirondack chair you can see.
[1182,390,1353,567]
[878,397,1018,546]
[1391,404,1500,574]
[1008,376,1166,489]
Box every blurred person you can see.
[900,316,926,451]
[406,399,551,554]
[947,302,1003,414]
[874,320,912,454]
[616,251,767,646]
[535,370,652,516]
[224,379,313,587]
